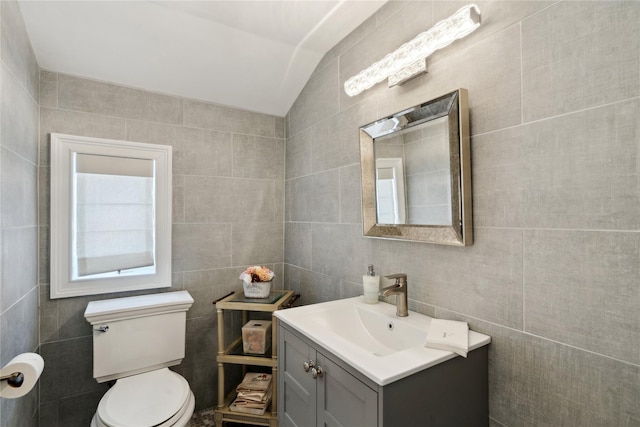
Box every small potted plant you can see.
[239,266,275,298]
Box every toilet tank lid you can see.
[84,291,194,324]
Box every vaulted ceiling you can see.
[18,1,386,116]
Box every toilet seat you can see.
[93,368,194,427]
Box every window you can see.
[50,133,172,299]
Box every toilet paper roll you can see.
[0,353,44,399]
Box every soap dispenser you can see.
[363,264,380,304]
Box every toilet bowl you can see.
[85,291,195,427]
[90,369,195,427]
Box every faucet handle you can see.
[384,273,407,284]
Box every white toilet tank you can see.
[84,291,194,383]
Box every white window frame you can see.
[50,133,172,299]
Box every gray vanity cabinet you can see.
[279,327,316,426]
[279,322,489,427]
[279,325,377,427]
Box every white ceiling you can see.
[18,1,386,117]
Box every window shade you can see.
[74,154,155,277]
[76,153,154,177]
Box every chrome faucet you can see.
[380,274,408,317]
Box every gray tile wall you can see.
[284,1,640,425]
[0,1,40,426]
[37,73,285,425]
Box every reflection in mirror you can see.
[375,157,406,224]
[360,89,472,245]
[50,133,172,299]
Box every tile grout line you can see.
[519,20,524,126]
[522,228,526,333]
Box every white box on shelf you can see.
[242,320,272,354]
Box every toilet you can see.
[84,291,196,427]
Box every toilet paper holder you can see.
[0,352,45,399]
[0,372,24,388]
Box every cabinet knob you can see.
[303,360,315,372]
[311,366,323,379]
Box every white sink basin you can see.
[305,300,425,357]
[275,296,491,385]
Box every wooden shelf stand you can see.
[214,290,294,427]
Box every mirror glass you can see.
[359,89,472,245]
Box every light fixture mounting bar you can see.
[344,4,481,97]
[388,59,427,87]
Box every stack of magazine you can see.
[229,372,273,415]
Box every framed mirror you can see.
[359,88,472,246]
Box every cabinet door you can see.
[316,353,378,427]
[279,328,317,427]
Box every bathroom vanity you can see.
[275,297,491,427]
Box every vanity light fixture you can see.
[343,4,481,97]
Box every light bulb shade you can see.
[344,4,481,97]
